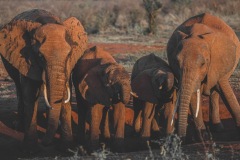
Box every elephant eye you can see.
[201,62,205,67]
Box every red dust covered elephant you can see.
[131,53,176,140]
[167,13,240,141]
[0,9,88,151]
[72,46,131,152]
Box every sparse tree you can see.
[143,0,162,34]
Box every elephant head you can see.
[167,19,238,137]
[79,63,131,106]
[131,68,174,104]
[0,14,88,141]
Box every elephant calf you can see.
[72,46,131,152]
[131,53,176,139]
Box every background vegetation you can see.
[0,0,239,35]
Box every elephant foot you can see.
[13,120,24,132]
[196,129,211,142]
[209,122,224,133]
[179,136,187,145]
[137,137,151,150]
[87,140,100,153]
[151,131,161,140]
[41,136,54,147]
[20,141,43,157]
[55,140,76,155]
[77,145,88,156]
[111,138,125,153]
[237,127,240,139]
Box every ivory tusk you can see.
[64,85,71,103]
[171,90,180,126]
[43,84,53,109]
[196,89,200,118]
[159,85,162,90]
[130,91,138,98]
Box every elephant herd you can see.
[0,9,240,154]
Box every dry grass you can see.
[0,0,239,35]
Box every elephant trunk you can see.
[120,83,131,104]
[42,63,69,145]
[178,71,195,137]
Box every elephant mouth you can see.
[43,83,71,109]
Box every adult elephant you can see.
[131,53,176,139]
[167,13,240,140]
[72,46,131,152]
[0,9,88,150]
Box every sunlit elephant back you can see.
[0,9,88,149]
[167,13,240,139]
[72,46,131,152]
[131,53,175,139]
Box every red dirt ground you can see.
[88,43,165,55]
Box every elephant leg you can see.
[219,79,240,128]
[111,102,125,152]
[1,57,24,131]
[77,95,88,146]
[20,76,41,148]
[150,113,160,139]
[103,107,110,139]
[209,90,224,132]
[113,102,125,139]
[151,116,160,132]
[133,98,144,133]
[141,102,156,138]
[90,104,104,151]
[15,81,24,132]
[164,101,174,135]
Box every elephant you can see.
[72,46,131,152]
[167,13,240,141]
[0,9,88,150]
[131,53,176,140]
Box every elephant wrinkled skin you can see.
[0,9,88,150]
[72,46,131,152]
[167,13,240,140]
[131,53,176,139]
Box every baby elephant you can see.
[131,53,176,139]
[72,46,131,152]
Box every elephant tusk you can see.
[43,84,53,110]
[196,89,200,118]
[130,92,138,98]
[64,85,71,103]
[159,85,162,90]
[171,90,180,126]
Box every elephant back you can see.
[167,13,239,56]
[131,53,169,80]
[167,13,240,78]
[11,9,60,24]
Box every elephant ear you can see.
[63,17,88,72]
[205,32,237,92]
[0,20,42,80]
[131,70,158,104]
[79,66,111,106]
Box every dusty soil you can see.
[0,35,239,159]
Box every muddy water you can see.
[17,141,240,160]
